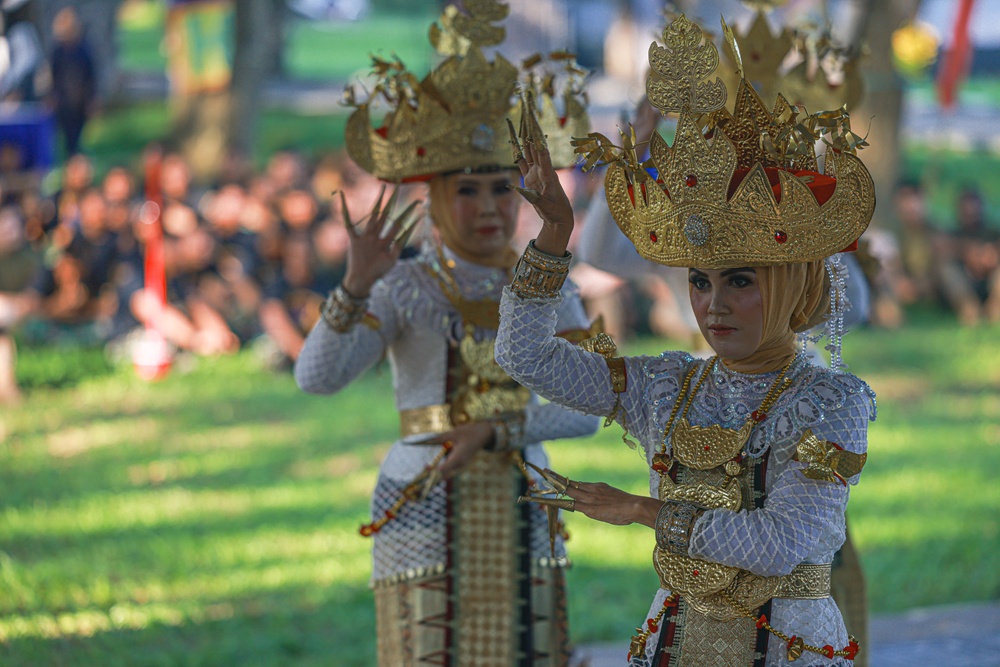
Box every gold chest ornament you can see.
[424,249,530,424]
[452,322,531,423]
[650,356,795,621]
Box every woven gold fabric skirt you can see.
[373,452,569,667]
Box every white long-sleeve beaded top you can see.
[495,287,877,667]
[295,244,600,582]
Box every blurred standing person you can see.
[48,6,97,156]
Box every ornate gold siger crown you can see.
[718,9,864,113]
[344,0,589,182]
[575,15,874,269]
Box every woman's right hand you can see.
[507,116,574,257]
[340,187,420,298]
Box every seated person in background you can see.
[892,180,944,306]
[0,204,40,403]
[129,203,239,356]
[201,183,262,343]
[23,188,120,341]
[0,142,41,207]
[938,187,1000,325]
[257,231,332,368]
[44,153,94,242]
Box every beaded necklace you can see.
[424,244,509,330]
[650,355,795,475]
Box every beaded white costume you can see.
[495,288,876,667]
[295,244,598,666]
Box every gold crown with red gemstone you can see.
[343,0,589,182]
[574,14,874,269]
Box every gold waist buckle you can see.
[400,404,453,438]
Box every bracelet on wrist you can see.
[321,285,370,333]
[488,413,526,452]
[654,500,703,556]
[510,240,571,300]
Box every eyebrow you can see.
[457,178,511,187]
[688,267,755,277]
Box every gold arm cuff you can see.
[400,404,453,438]
[775,563,832,599]
[606,356,627,393]
[510,241,571,300]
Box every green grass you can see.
[1,310,998,665]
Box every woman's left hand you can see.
[563,480,662,528]
[433,422,495,478]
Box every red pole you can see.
[937,0,976,110]
[132,147,174,381]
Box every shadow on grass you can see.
[0,583,377,667]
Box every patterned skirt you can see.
[370,450,570,667]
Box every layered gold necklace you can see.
[424,244,507,330]
[651,356,795,474]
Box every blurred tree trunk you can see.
[843,0,924,227]
[229,0,286,160]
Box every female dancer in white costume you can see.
[294,3,597,665]
[497,15,876,666]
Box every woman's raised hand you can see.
[340,186,421,298]
[507,108,575,247]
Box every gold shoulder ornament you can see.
[795,428,867,485]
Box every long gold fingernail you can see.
[340,192,354,230]
[526,462,569,494]
[384,184,400,217]
[371,184,387,220]
[506,117,523,162]
[392,201,422,245]
[509,185,541,204]
[518,494,575,511]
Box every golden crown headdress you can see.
[720,9,864,113]
[343,0,589,182]
[574,14,874,269]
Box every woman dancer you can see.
[294,3,596,665]
[497,15,875,666]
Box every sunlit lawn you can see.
[1,309,998,665]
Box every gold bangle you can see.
[510,240,571,299]
[321,285,368,332]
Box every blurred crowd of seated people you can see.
[0,147,378,403]
[867,180,1000,328]
[1,137,997,404]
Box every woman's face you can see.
[446,171,520,260]
[689,267,764,361]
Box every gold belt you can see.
[400,404,453,438]
[678,562,833,621]
[775,563,832,599]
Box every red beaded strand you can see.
[358,441,453,537]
